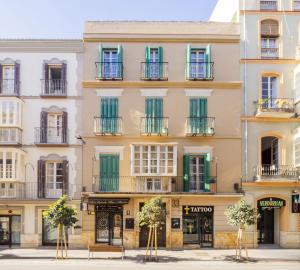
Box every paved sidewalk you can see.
[0,247,299,262]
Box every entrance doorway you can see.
[95,205,123,246]
[182,206,214,247]
[0,215,21,246]
[139,203,166,247]
[257,208,274,244]
[261,136,279,175]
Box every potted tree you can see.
[43,195,78,259]
[224,199,259,260]
[138,196,166,261]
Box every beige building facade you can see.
[80,21,244,249]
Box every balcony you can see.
[34,127,68,146]
[186,62,214,81]
[186,117,215,136]
[0,127,22,145]
[294,1,300,10]
[89,176,217,194]
[255,165,299,181]
[95,62,123,80]
[260,0,278,10]
[140,62,168,81]
[0,79,20,96]
[0,182,80,200]
[40,79,67,97]
[140,117,169,136]
[261,47,279,59]
[256,98,295,118]
[94,117,122,135]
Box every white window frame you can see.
[0,100,21,127]
[0,151,18,180]
[45,161,64,199]
[130,144,177,176]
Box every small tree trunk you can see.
[63,225,68,258]
[154,225,158,261]
[145,226,152,260]
[56,224,60,259]
[150,225,154,260]
[60,224,64,258]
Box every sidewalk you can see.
[0,247,299,262]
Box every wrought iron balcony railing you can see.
[0,127,22,145]
[0,79,20,96]
[140,117,169,136]
[255,165,299,180]
[94,117,122,135]
[41,79,67,96]
[260,0,278,10]
[186,117,215,136]
[140,62,168,81]
[261,47,279,59]
[88,176,218,194]
[257,98,295,113]
[0,181,81,200]
[95,62,123,80]
[34,127,68,145]
[186,62,214,81]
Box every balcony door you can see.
[145,98,163,134]
[47,113,63,143]
[189,98,208,134]
[103,49,118,78]
[2,66,15,94]
[100,98,118,134]
[261,136,279,176]
[45,161,63,198]
[100,154,119,192]
[190,50,205,79]
[146,48,159,78]
[262,76,278,109]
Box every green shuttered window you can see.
[145,98,163,133]
[189,98,208,134]
[101,98,118,134]
[99,154,119,191]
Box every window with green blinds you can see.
[189,98,208,134]
[99,154,119,191]
[145,98,163,133]
[101,98,118,134]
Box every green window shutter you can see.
[98,44,103,78]
[100,154,119,192]
[189,98,207,133]
[158,46,163,78]
[205,44,212,79]
[101,98,118,133]
[145,46,151,78]
[145,98,163,133]
[117,45,123,78]
[204,153,211,192]
[183,154,190,192]
[186,44,191,79]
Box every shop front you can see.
[0,215,21,246]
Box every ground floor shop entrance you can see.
[257,197,285,245]
[182,206,214,247]
[0,215,21,246]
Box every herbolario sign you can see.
[183,206,214,215]
[258,197,286,209]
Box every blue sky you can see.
[0,0,218,38]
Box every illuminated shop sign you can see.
[258,197,286,209]
[183,206,214,215]
[292,194,300,213]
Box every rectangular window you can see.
[100,98,119,134]
[262,76,277,99]
[0,100,20,126]
[47,113,63,143]
[46,162,63,198]
[0,151,17,180]
[2,65,15,94]
[132,145,176,176]
[103,49,119,78]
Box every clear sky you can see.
[0,0,218,38]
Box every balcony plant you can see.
[43,195,78,259]
[138,196,165,261]
[225,199,259,260]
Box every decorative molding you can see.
[83,81,242,89]
[140,88,168,97]
[241,116,300,123]
[42,105,67,113]
[94,146,125,160]
[40,153,67,161]
[240,59,300,64]
[0,58,18,65]
[43,58,66,65]
[184,89,213,97]
[96,88,124,97]
[184,146,214,158]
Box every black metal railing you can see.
[260,0,278,10]
[140,62,168,81]
[88,175,218,193]
[255,165,299,180]
[0,182,81,200]
[41,79,67,96]
[0,79,20,96]
[0,127,22,145]
[140,117,169,135]
[261,47,279,59]
[95,62,123,80]
[186,117,215,136]
[94,117,122,135]
[186,62,214,80]
[34,127,68,144]
[257,98,295,114]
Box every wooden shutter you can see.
[204,153,211,192]
[44,63,49,94]
[261,19,279,37]
[186,44,191,79]
[61,63,67,94]
[40,111,48,143]
[62,160,69,196]
[37,160,46,198]
[145,46,150,78]
[117,45,123,78]
[98,44,103,78]
[158,46,163,77]
[183,154,190,192]
[62,111,68,143]
[14,63,20,95]
[100,154,119,192]
[205,44,212,79]
[0,64,2,94]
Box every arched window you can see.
[260,19,279,58]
